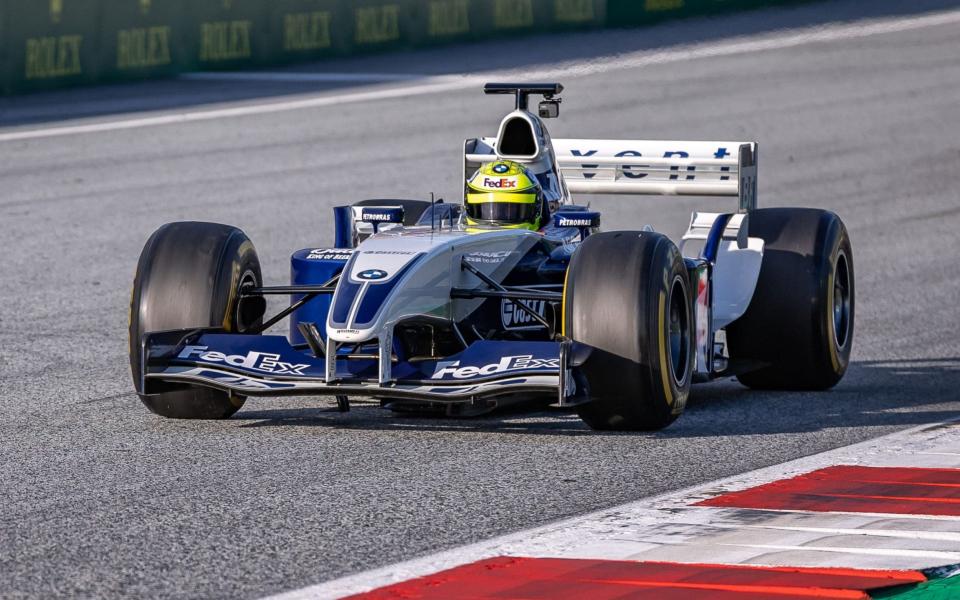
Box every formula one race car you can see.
[129,83,854,430]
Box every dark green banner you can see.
[2,0,98,93]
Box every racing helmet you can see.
[464,160,544,230]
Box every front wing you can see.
[141,330,567,403]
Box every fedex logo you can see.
[431,354,559,379]
[483,177,517,189]
[178,345,310,375]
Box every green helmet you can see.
[464,160,544,230]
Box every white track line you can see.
[1,8,959,143]
[265,419,960,599]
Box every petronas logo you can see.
[50,0,63,24]
[140,0,151,15]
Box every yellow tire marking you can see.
[827,257,841,372]
[222,239,254,331]
[658,289,674,406]
[222,261,239,331]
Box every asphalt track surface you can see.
[1,0,959,597]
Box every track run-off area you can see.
[1,0,959,597]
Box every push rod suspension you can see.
[246,274,340,333]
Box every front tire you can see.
[129,222,263,419]
[564,231,693,431]
[727,208,854,390]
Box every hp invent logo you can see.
[357,269,388,280]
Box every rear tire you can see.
[564,231,693,431]
[727,208,854,390]
[129,222,263,419]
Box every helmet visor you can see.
[465,193,539,224]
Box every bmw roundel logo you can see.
[492,162,509,174]
[357,269,388,280]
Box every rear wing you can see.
[553,139,758,212]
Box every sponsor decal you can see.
[335,329,360,335]
[555,0,595,23]
[199,20,252,62]
[179,345,309,375]
[25,36,83,79]
[556,217,594,227]
[306,248,353,261]
[492,162,510,174]
[494,0,533,29]
[354,4,400,44]
[501,299,546,330]
[362,212,396,222]
[187,369,296,391]
[428,0,470,37]
[362,250,416,255]
[283,11,332,51]
[483,177,517,189]
[357,269,388,280]
[570,147,733,181]
[117,26,172,70]
[432,354,559,379]
[463,250,512,265]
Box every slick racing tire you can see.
[354,199,431,226]
[129,222,264,419]
[726,208,854,390]
[564,231,693,431]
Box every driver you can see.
[464,160,547,231]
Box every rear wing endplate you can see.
[552,139,758,212]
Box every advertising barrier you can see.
[0,0,807,94]
[99,0,181,81]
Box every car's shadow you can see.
[1,0,956,128]
[233,357,960,436]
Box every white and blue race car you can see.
[129,83,854,430]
